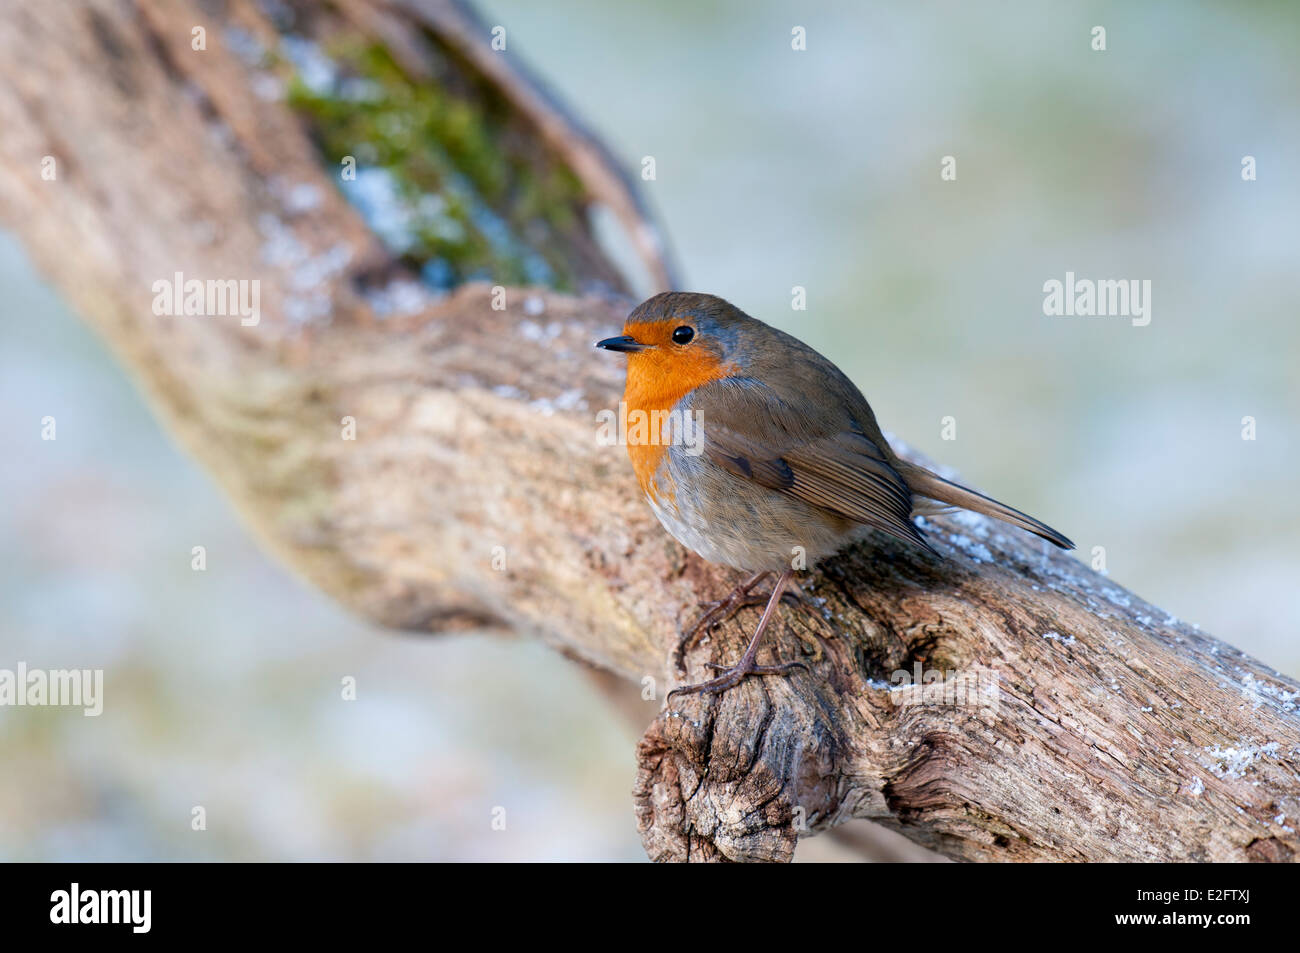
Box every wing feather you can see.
[692,377,933,552]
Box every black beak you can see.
[595,335,645,353]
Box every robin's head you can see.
[595,293,763,401]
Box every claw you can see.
[703,659,807,674]
[668,569,808,698]
[674,577,806,675]
[670,657,807,698]
[674,571,772,674]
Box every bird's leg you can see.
[674,570,772,673]
[669,569,806,698]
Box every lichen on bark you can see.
[284,36,615,292]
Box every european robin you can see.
[597,292,1072,696]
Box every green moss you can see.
[287,40,595,291]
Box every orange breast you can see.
[622,338,734,498]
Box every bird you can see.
[596,292,1073,697]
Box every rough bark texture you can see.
[2,0,1297,863]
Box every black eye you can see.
[671,325,695,345]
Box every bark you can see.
[2,0,1296,863]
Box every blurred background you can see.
[2,1,1297,861]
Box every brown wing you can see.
[690,377,934,553]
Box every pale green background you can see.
[1,2,1296,860]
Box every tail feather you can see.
[897,462,1074,550]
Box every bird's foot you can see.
[675,577,808,673]
[668,655,807,698]
[674,572,769,673]
[670,568,805,698]
[698,588,803,618]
